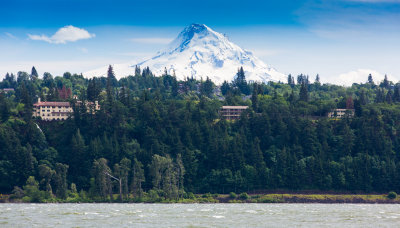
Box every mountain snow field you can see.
[84,24,286,84]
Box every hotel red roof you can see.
[33,101,70,107]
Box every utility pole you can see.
[105,172,122,202]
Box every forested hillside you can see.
[1,66,400,202]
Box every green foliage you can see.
[3,70,400,201]
[387,191,397,199]
[229,192,237,199]
[239,192,249,200]
[23,176,48,203]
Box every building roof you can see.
[33,101,70,107]
[221,106,249,109]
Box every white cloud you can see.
[4,32,17,39]
[0,59,119,79]
[28,25,95,44]
[335,69,395,86]
[129,37,173,44]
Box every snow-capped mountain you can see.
[85,23,286,84]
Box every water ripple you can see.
[1,203,400,227]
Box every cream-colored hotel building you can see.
[33,98,100,121]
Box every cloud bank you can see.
[28,25,95,44]
[336,69,395,86]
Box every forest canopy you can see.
[1,66,400,202]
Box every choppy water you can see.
[1,203,400,227]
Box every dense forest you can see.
[1,65,400,202]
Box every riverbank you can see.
[223,193,400,204]
[2,192,400,204]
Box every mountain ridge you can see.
[85,23,286,84]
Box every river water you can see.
[1,203,400,227]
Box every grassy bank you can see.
[233,193,400,204]
[2,192,400,204]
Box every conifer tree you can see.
[175,154,185,198]
[393,84,400,102]
[368,74,374,84]
[106,65,116,111]
[118,158,131,199]
[381,74,390,89]
[233,67,249,95]
[221,81,230,95]
[135,65,141,76]
[251,83,259,111]
[30,66,38,80]
[92,158,112,199]
[131,158,145,197]
[359,90,367,105]
[299,82,308,102]
[200,77,213,97]
[19,82,33,121]
[70,129,88,187]
[287,74,293,85]
[54,163,69,199]
[386,90,393,104]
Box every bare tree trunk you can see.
[119,179,122,202]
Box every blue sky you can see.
[1,0,399,85]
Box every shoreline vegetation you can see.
[1,191,399,204]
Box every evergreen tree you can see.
[297,74,309,85]
[233,67,249,95]
[299,82,308,102]
[106,65,116,111]
[386,90,393,104]
[19,82,33,122]
[92,158,112,199]
[118,158,131,199]
[54,163,69,199]
[359,90,367,105]
[368,74,374,84]
[131,158,145,197]
[375,88,385,103]
[221,81,230,96]
[393,84,400,102]
[30,66,38,81]
[381,74,390,89]
[135,65,141,76]
[69,129,88,188]
[287,74,293,86]
[63,72,72,80]
[200,77,213,97]
[175,154,185,198]
[251,83,259,111]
